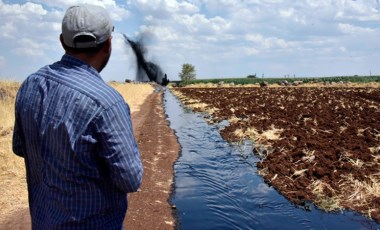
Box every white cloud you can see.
[279,8,295,18]
[333,0,380,21]
[202,0,241,14]
[132,0,199,19]
[0,2,58,37]
[33,0,130,21]
[245,34,290,49]
[0,22,16,39]
[338,23,375,34]
[0,1,47,20]
[14,38,46,57]
[0,2,63,63]
[119,0,380,79]
[244,47,260,56]
[1,0,380,81]
[140,25,179,42]
[173,14,230,34]
[0,1,129,57]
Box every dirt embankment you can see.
[124,89,179,229]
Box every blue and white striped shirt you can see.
[13,54,143,229]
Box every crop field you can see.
[179,75,380,86]
[172,85,380,222]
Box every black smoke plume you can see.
[123,34,169,86]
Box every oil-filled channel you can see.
[164,89,380,230]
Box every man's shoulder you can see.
[23,61,124,110]
[84,80,124,109]
[58,74,124,110]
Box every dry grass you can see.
[0,81,28,224]
[291,168,308,178]
[0,80,153,226]
[259,125,283,141]
[0,81,19,132]
[370,130,380,154]
[302,149,316,163]
[308,173,380,217]
[228,116,241,123]
[0,137,28,224]
[234,125,283,145]
[308,180,341,212]
[109,82,154,114]
[170,89,218,115]
[338,174,380,218]
[340,174,380,203]
[234,127,259,140]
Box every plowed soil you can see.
[172,86,380,222]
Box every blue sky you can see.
[1,0,380,82]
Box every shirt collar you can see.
[60,54,102,80]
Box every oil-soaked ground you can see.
[165,89,380,229]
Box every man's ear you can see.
[59,34,67,51]
[103,37,112,54]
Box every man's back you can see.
[13,55,143,229]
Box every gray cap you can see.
[62,4,113,48]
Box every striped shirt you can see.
[12,54,143,229]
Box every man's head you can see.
[60,4,114,72]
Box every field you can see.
[178,75,380,86]
[172,84,380,222]
[2,77,380,226]
[0,80,153,227]
[0,81,27,225]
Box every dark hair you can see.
[64,35,107,54]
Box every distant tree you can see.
[179,63,196,82]
[247,74,257,78]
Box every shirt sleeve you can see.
[12,116,25,157]
[12,92,25,158]
[94,101,143,193]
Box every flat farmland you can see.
[172,86,380,222]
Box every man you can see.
[12,4,143,229]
